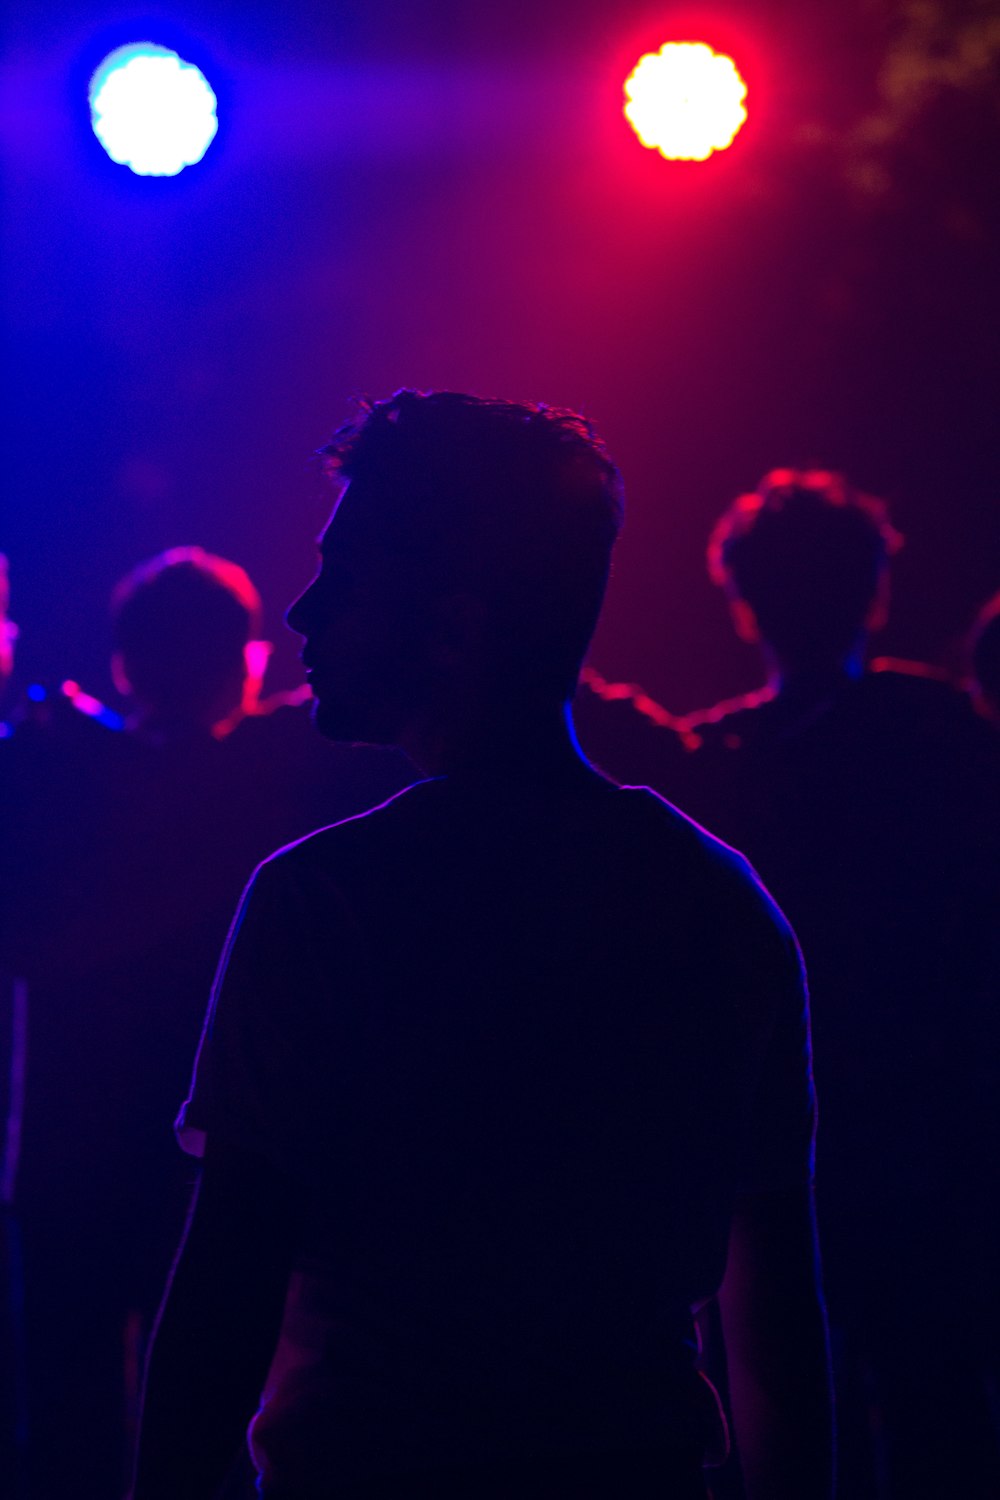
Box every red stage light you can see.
[624,42,748,161]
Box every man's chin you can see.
[311,693,394,748]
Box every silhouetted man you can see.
[133,394,833,1500]
[579,470,1000,1498]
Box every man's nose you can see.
[285,582,313,638]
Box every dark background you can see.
[3,0,999,713]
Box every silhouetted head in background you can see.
[287,390,624,752]
[708,468,903,685]
[112,547,266,738]
[969,591,1000,725]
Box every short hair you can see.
[320,391,624,698]
[708,468,903,657]
[111,546,262,718]
[970,591,1000,709]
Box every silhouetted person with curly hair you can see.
[132,397,832,1500]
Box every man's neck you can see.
[769,647,866,703]
[400,699,596,785]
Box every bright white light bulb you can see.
[89,44,218,176]
[624,42,748,162]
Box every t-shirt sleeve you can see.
[739,913,817,1196]
[176,856,309,1167]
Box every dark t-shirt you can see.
[180,771,814,1490]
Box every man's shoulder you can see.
[618,783,794,944]
[865,659,992,731]
[257,777,434,878]
[250,773,792,957]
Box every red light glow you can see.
[624,42,748,162]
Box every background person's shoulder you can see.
[676,685,779,756]
[864,660,1000,784]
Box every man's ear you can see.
[429,592,487,670]
[729,597,761,646]
[111,650,132,698]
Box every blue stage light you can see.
[89,43,218,176]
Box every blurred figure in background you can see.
[578,470,1000,1499]
[110,546,270,742]
[968,588,1000,727]
[0,546,409,1500]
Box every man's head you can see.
[111,547,264,732]
[969,591,1000,724]
[287,390,624,745]
[708,468,903,670]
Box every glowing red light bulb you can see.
[624,41,748,161]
